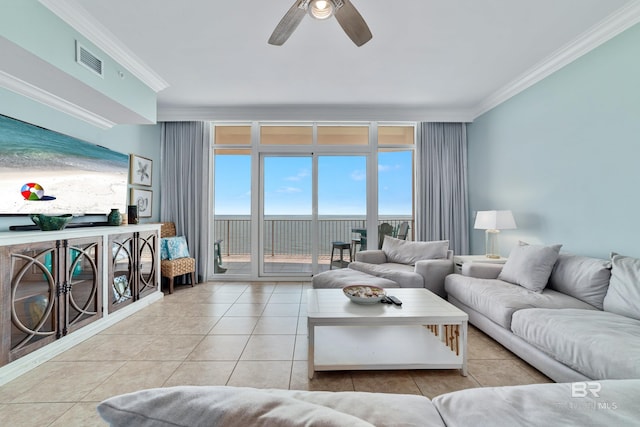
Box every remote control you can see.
[380,296,392,304]
[386,295,402,306]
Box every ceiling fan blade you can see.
[334,0,372,46]
[268,0,307,46]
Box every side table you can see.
[453,255,507,274]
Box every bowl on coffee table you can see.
[342,285,386,304]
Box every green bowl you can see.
[30,214,73,231]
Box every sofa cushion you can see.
[548,253,611,309]
[603,254,640,321]
[312,268,399,289]
[382,237,449,265]
[445,275,597,329]
[511,308,640,379]
[349,262,423,288]
[498,242,562,292]
[433,379,640,427]
[98,386,445,427]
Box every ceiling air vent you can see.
[76,41,104,78]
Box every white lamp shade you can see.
[474,210,517,230]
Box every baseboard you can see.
[0,291,163,386]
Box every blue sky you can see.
[214,152,412,216]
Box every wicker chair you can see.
[160,222,196,294]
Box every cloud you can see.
[378,164,401,172]
[276,186,302,193]
[351,170,366,181]
[285,169,310,182]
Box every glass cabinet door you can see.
[108,234,135,313]
[65,237,102,334]
[8,242,59,360]
[137,231,157,299]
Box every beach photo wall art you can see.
[0,114,128,215]
[130,154,152,186]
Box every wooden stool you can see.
[330,241,352,269]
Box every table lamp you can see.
[474,210,516,259]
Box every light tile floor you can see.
[0,281,551,426]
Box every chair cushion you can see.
[498,241,562,292]
[163,236,190,260]
[349,262,423,288]
[382,237,449,265]
[312,268,399,289]
[603,253,640,321]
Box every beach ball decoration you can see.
[21,183,45,200]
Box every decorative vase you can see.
[30,214,73,231]
[107,209,121,226]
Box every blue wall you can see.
[0,0,156,122]
[0,1,162,231]
[468,23,640,259]
[0,88,161,231]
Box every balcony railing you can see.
[214,216,414,257]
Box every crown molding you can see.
[0,70,116,129]
[39,0,169,93]
[157,105,476,123]
[473,0,640,119]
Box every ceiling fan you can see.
[268,0,372,47]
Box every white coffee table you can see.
[307,288,468,379]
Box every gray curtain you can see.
[416,122,469,255]
[160,122,211,282]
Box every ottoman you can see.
[312,268,399,289]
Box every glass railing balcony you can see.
[213,216,414,275]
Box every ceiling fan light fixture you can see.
[309,0,335,20]
[269,0,371,46]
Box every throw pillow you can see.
[382,236,449,265]
[603,254,640,321]
[548,253,611,309]
[160,237,170,260]
[98,386,375,427]
[498,241,562,293]
[165,236,190,260]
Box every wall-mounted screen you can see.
[0,114,128,215]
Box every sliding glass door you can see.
[213,147,252,275]
[261,155,313,275]
[212,123,415,281]
[260,154,367,276]
[318,155,367,269]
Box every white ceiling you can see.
[56,0,640,121]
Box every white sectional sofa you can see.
[97,380,640,426]
[445,243,640,383]
[313,236,454,297]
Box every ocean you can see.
[0,114,128,172]
[0,114,129,215]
